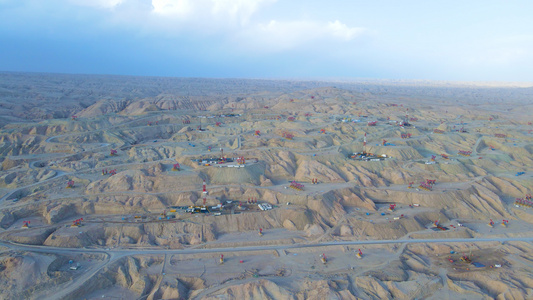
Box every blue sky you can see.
[1,0,532,81]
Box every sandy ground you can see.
[0,74,532,299]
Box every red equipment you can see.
[281,131,294,139]
[110,149,117,156]
[357,249,363,258]
[458,150,472,156]
[72,218,83,227]
[289,181,305,191]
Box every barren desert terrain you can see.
[0,72,532,299]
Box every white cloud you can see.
[235,20,366,53]
[211,0,276,25]
[327,20,366,41]
[151,0,192,17]
[68,0,124,9]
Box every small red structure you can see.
[102,169,108,175]
[287,116,295,122]
[389,204,396,211]
[433,220,446,230]
[321,253,327,264]
[357,249,363,259]
[220,254,224,264]
[109,169,117,176]
[430,155,436,161]
[418,182,433,191]
[71,115,77,120]
[110,149,117,156]
[281,131,294,140]
[401,133,412,139]
[426,179,436,185]
[259,228,263,236]
[66,180,75,188]
[502,219,509,227]
[182,119,191,124]
[515,196,533,207]
[488,219,495,227]
[289,181,304,191]
[71,218,84,227]
[22,221,30,229]
[458,150,472,156]
[382,139,387,146]
[255,130,260,136]
[215,122,222,127]
[172,163,180,171]
[408,182,414,188]
[236,156,246,165]
[441,154,449,159]
[320,129,326,134]
[367,121,377,126]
